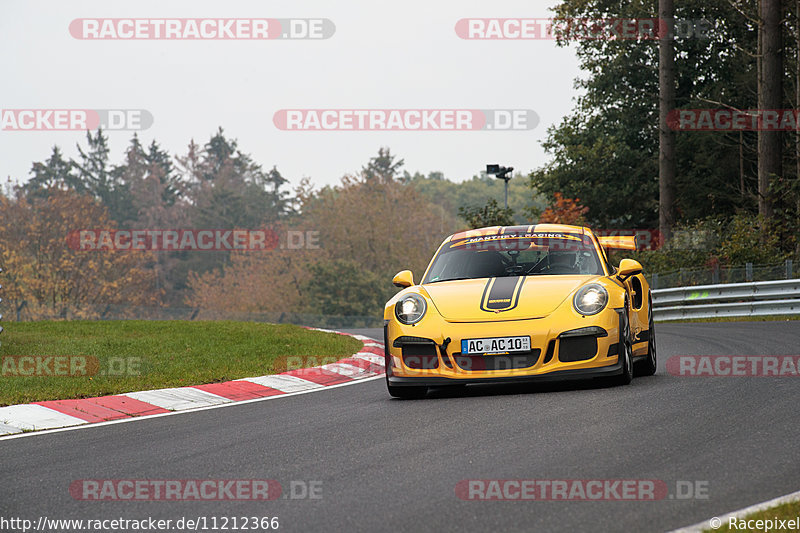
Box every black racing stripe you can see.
[480,276,525,312]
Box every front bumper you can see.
[387,357,623,387]
[385,304,623,385]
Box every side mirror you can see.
[617,259,643,281]
[392,270,414,288]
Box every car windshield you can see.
[423,232,604,283]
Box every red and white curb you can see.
[0,330,384,437]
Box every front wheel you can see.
[635,297,657,377]
[613,307,633,386]
[387,385,428,399]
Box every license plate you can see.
[461,336,531,355]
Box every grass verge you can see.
[0,321,363,406]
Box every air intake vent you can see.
[453,350,541,371]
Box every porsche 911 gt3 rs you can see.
[384,224,657,399]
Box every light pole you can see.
[486,164,514,209]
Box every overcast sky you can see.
[0,0,583,190]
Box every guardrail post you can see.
[746,262,753,282]
[787,259,793,279]
[712,263,720,284]
[651,273,659,290]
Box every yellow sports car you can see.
[384,224,656,399]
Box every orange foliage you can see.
[537,192,589,225]
[186,242,320,314]
[0,190,161,320]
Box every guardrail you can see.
[652,279,800,322]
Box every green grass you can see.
[704,499,800,532]
[0,321,363,406]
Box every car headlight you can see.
[573,284,608,316]
[395,294,427,325]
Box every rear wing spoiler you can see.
[597,235,637,250]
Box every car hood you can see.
[422,275,600,322]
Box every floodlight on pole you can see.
[486,164,514,209]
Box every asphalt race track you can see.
[1,322,798,532]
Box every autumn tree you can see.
[301,150,455,281]
[0,189,160,320]
[188,149,459,318]
[537,192,589,225]
[185,240,319,315]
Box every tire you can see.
[613,306,634,386]
[387,384,428,399]
[635,297,657,377]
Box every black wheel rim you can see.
[623,315,632,376]
[625,340,632,376]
